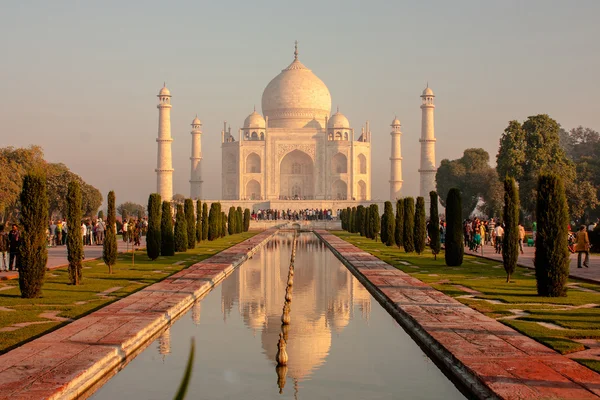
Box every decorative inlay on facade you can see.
[277,143,316,160]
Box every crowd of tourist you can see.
[252,208,334,221]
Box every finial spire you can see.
[163,81,166,87]
[426,81,429,88]
[294,40,298,60]
[336,105,339,113]
[253,104,256,112]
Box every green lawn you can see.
[0,232,257,354]
[332,231,600,372]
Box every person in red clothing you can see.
[8,224,20,271]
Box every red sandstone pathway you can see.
[0,238,145,281]
[465,243,600,284]
[0,230,275,400]
[316,230,600,400]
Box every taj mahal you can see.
[155,43,437,212]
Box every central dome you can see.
[261,49,331,129]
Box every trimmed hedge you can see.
[445,188,463,266]
[160,201,174,256]
[502,178,519,282]
[402,197,415,252]
[395,199,403,248]
[184,199,195,249]
[429,192,441,259]
[414,197,426,254]
[147,193,161,260]
[103,191,118,272]
[174,204,188,252]
[66,181,83,285]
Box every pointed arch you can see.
[358,154,367,174]
[332,179,347,200]
[246,152,261,173]
[332,153,348,174]
[358,180,367,201]
[246,180,261,200]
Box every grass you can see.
[0,232,257,354]
[332,231,600,373]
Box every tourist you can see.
[122,219,128,242]
[518,223,525,254]
[0,225,8,272]
[96,218,105,245]
[8,224,20,271]
[494,223,504,254]
[589,219,598,232]
[56,220,63,246]
[62,220,68,246]
[575,225,590,268]
[81,221,87,246]
[49,220,56,247]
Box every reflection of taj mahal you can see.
[221,43,372,201]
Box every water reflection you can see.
[221,233,371,384]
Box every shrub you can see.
[403,198,415,252]
[195,200,202,243]
[228,206,236,235]
[395,199,403,248]
[221,211,227,237]
[147,193,161,261]
[369,204,381,241]
[236,206,243,233]
[365,205,372,238]
[445,188,464,266]
[98,210,104,220]
[66,181,83,285]
[103,191,118,273]
[414,197,426,254]
[202,203,209,240]
[208,203,219,241]
[502,178,520,282]
[18,172,49,298]
[356,206,366,236]
[535,174,569,297]
[174,204,188,252]
[383,201,395,246]
[184,199,195,249]
[243,208,251,232]
[340,209,347,231]
[429,192,441,259]
[350,207,356,233]
[160,201,174,256]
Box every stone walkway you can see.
[0,229,275,400]
[465,244,600,284]
[0,238,145,281]
[316,230,600,400]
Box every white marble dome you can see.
[422,86,434,96]
[261,55,331,129]
[192,116,201,125]
[243,110,266,129]
[159,85,171,96]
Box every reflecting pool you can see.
[91,232,466,399]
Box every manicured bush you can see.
[445,188,464,266]
[160,201,174,256]
[208,203,219,241]
[243,208,251,232]
[535,174,569,297]
[103,191,118,273]
[502,178,520,282]
[365,205,372,238]
[98,210,104,220]
[345,207,351,231]
[429,192,441,259]
[350,207,356,233]
[184,199,195,249]
[221,211,227,237]
[382,201,395,246]
[18,172,49,298]
[228,206,236,235]
[395,199,403,248]
[340,209,347,231]
[237,206,243,233]
[147,193,161,261]
[414,197,426,254]
[66,181,83,285]
[174,204,188,252]
[403,197,415,252]
[195,200,202,243]
[202,203,209,239]
[369,204,380,241]
[356,206,366,236]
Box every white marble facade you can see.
[221,44,371,201]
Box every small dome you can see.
[159,85,171,96]
[244,110,266,129]
[422,86,434,96]
[391,117,401,126]
[192,116,201,126]
[327,110,350,129]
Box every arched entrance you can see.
[358,180,367,200]
[332,179,347,200]
[246,179,261,200]
[279,150,314,199]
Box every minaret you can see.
[190,115,203,199]
[156,83,174,201]
[419,84,437,213]
[389,117,403,200]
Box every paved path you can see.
[0,229,275,400]
[465,243,600,284]
[0,238,145,281]
[317,230,600,400]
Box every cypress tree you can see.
[395,199,403,248]
[369,204,380,241]
[534,174,569,297]
[202,203,209,240]
[228,206,236,235]
[340,209,346,230]
[365,205,372,238]
[383,201,395,246]
[174,204,188,252]
[345,207,351,231]
[502,178,520,282]
[429,192,441,260]
[414,197,426,255]
[184,199,195,249]
[236,206,243,233]
[103,191,118,273]
[445,188,464,266]
[243,208,251,232]
[403,197,415,252]
[356,206,366,236]
[137,209,143,221]
[350,207,356,233]
[98,210,104,220]
[221,211,227,237]
[147,193,161,261]
[160,201,174,256]
[195,200,202,242]
[380,208,388,243]
[66,181,83,285]
[208,203,219,240]
[18,172,48,298]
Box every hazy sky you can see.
[1,0,599,206]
